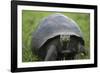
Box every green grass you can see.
[22,10,90,62]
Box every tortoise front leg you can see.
[45,44,57,61]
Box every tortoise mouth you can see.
[61,50,72,53]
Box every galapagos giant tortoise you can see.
[31,13,86,61]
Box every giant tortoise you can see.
[31,13,86,61]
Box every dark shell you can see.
[31,13,84,49]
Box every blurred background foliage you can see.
[22,10,90,62]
